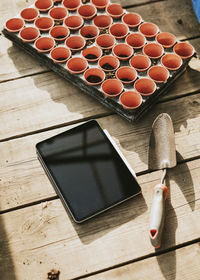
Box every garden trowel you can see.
[148,113,176,248]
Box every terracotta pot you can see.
[161,53,182,71]
[20,27,40,43]
[113,43,133,61]
[156,32,176,48]
[98,55,119,71]
[84,68,105,85]
[20,8,39,22]
[143,43,164,59]
[91,0,109,9]
[49,7,68,21]
[5,18,24,33]
[120,91,142,109]
[129,55,151,71]
[80,25,99,40]
[148,65,169,83]
[50,26,69,41]
[173,42,195,59]
[35,37,55,52]
[122,13,142,28]
[126,33,146,49]
[106,3,124,19]
[50,47,71,63]
[35,0,53,12]
[96,34,115,50]
[65,35,85,51]
[139,22,159,38]
[102,79,123,97]
[134,78,156,96]
[64,15,83,30]
[116,66,137,84]
[109,23,129,39]
[78,4,97,20]
[62,0,81,11]
[93,15,112,29]
[82,46,102,62]
[35,17,54,31]
[66,57,88,74]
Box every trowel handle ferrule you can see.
[149,184,168,248]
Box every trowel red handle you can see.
[149,184,168,248]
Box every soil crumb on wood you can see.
[47,269,60,280]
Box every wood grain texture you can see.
[83,243,200,280]
[1,89,200,211]
[0,158,200,279]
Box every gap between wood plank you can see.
[121,0,165,9]
[71,237,200,280]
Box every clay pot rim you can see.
[62,0,81,11]
[147,65,169,83]
[81,46,102,62]
[35,0,54,12]
[120,91,142,109]
[98,55,120,71]
[109,23,129,39]
[139,21,159,38]
[173,42,195,59]
[96,34,116,49]
[49,6,68,21]
[113,43,133,61]
[50,46,71,63]
[125,32,146,49]
[5,17,25,32]
[65,35,86,51]
[84,67,105,85]
[106,3,124,18]
[19,26,40,42]
[155,32,177,48]
[66,57,88,74]
[80,25,99,40]
[35,37,55,53]
[134,78,156,96]
[143,43,164,59]
[161,53,183,71]
[64,15,84,30]
[93,14,113,29]
[34,17,54,31]
[129,54,151,71]
[101,79,123,97]
[116,66,137,84]
[122,12,142,28]
[20,7,39,22]
[78,4,97,20]
[91,0,109,9]
[50,25,70,41]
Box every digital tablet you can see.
[36,120,141,223]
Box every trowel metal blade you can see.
[148,113,177,170]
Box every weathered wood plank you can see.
[1,90,200,211]
[83,243,200,280]
[0,55,200,141]
[0,158,200,279]
[114,0,163,7]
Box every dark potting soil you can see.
[102,63,115,70]
[85,34,94,38]
[56,57,67,61]
[85,54,98,59]
[87,75,102,83]
[55,36,65,39]
[118,54,128,58]
[121,78,132,82]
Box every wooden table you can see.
[1,0,200,279]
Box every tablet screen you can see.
[36,120,141,222]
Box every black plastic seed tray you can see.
[3,0,195,122]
